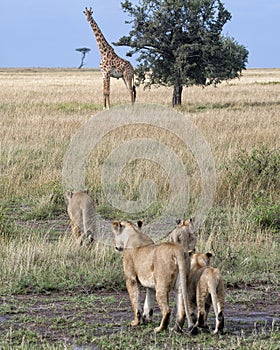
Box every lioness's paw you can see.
[189,325,200,335]
[170,325,183,333]
[154,326,163,333]
[201,325,211,334]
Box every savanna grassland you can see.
[0,68,279,349]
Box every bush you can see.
[221,147,280,230]
[248,194,280,230]
[223,147,280,204]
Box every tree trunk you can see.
[78,52,86,69]
[172,84,183,106]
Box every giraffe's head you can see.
[83,7,93,22]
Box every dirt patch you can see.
[0,284,279,348]
[224,284,280,336]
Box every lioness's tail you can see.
[176,248,192,329]
[82,206,96,240]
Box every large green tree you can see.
[115,0,249,105]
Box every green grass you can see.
[0,235,125,294]
[96,323,280,350]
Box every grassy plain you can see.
[0,68,279,349]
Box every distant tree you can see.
[115,0,249,105]
[76,47,91,69]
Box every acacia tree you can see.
[76,47,91,69]
[115,0,249,105]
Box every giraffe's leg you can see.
[127,79,136,105]
[130,83,136,105]
[103,76,110,109]
[123,72,136,105]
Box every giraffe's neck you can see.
[88,17,115,58]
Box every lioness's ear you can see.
[65,190,73,199]
[188,249,195,257]
[112,221,122,234]
[187,218,195,234]
[137,220,143,228]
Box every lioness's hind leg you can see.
[126,278,142,327]
[196,286,209,329]
[214,310,224,334]
[70,220,83,245]
[187,298,197,325]
[217,281,225,334]
[143,288,155,323]
[204,300,211,326]
[154,291,171,333]
[214,287,225,334]
[82,230,95,249]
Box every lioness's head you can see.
[111,220,143,252]
[64,189,89,203]
[188,251,213,270]
[170,218,196,251]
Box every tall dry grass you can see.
[0,232,123,294]
[1,68,279,200]
[0,68,279,292]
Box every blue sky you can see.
[0,1,279,69]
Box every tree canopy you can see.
[115,0,249,105]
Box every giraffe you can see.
[83,7,136,109]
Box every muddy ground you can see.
[0,283,279,349]
[1,216,279,348]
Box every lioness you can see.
[170,219,197,251]
[65,190,96,247]
[188,251,225,334]
[112,220,193,333]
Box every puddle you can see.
[229,314,279,324]
[0,315,10,322]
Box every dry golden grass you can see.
[0,67,279,200]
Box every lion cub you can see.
[169,218,196,251]
[65,190,96,247]
[188,251,225,334]
[112,220,193,333]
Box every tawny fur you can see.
[112,220,193,333]
[188,251,225,334]
[65,190,96,248]
[169,219,197,251]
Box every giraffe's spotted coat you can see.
[84,7,135,109]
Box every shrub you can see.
[221,147,280,230]
[248,194,280,230]
[222,147,280,205]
